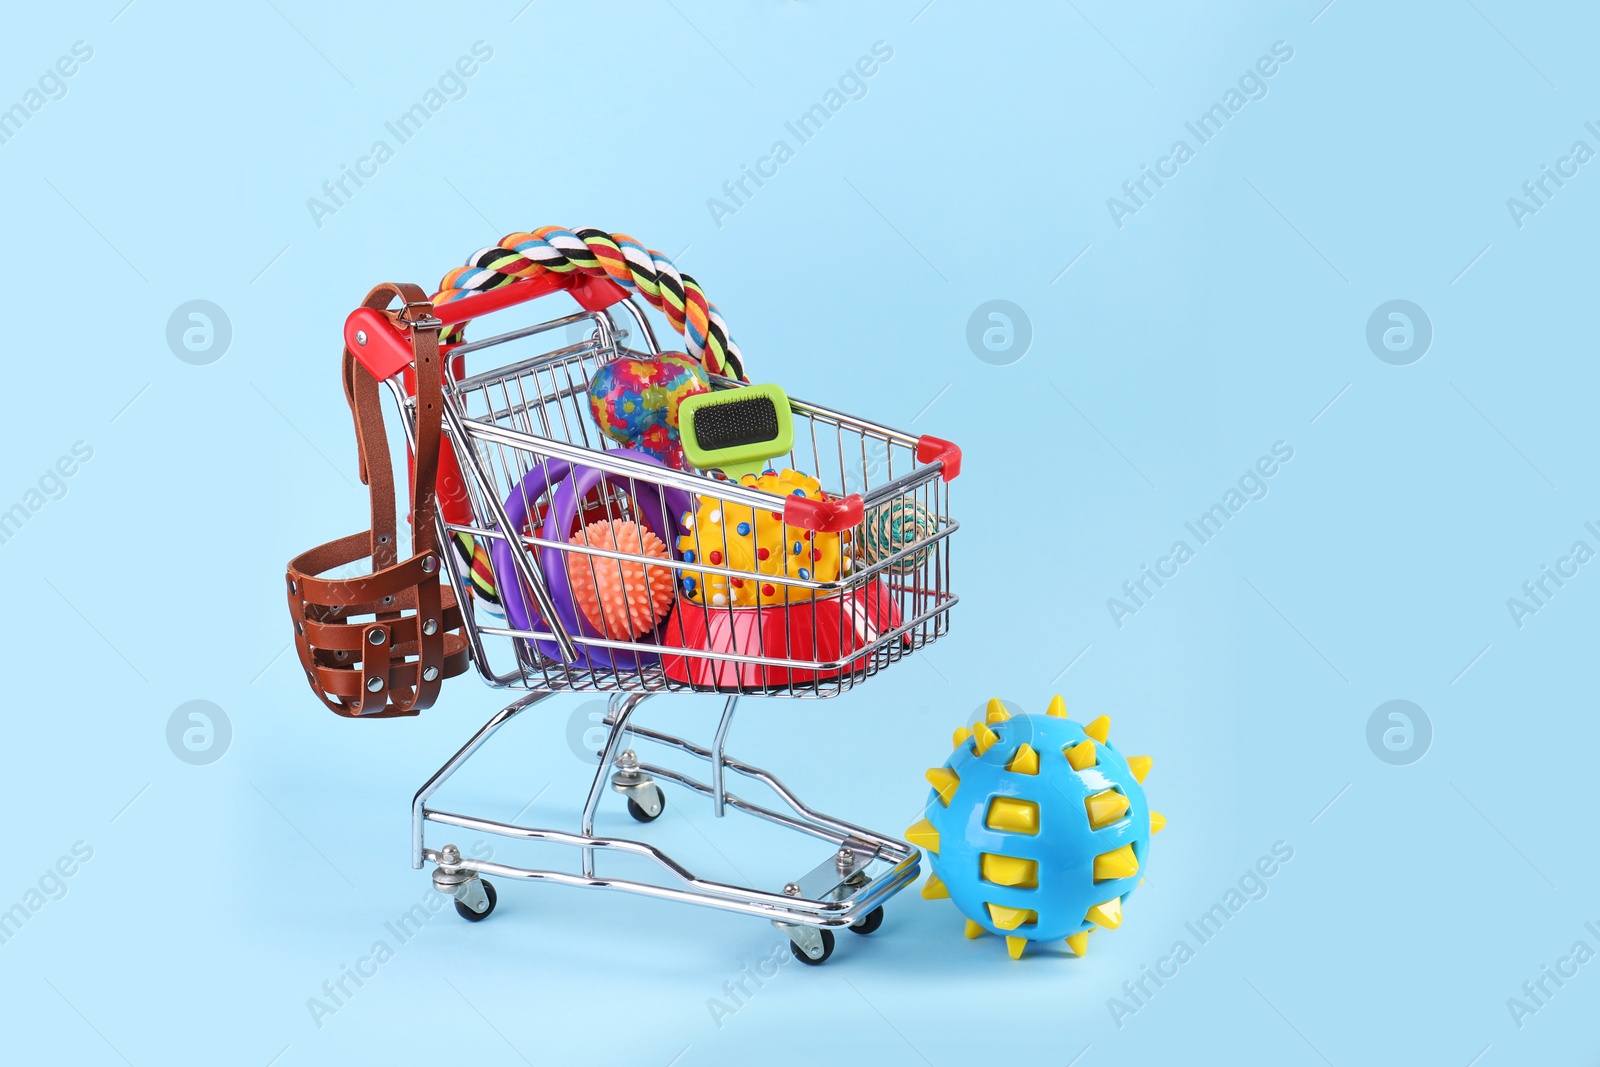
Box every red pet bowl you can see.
[660,581,903,690]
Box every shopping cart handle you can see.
[915,434,962,481]
[784,493,864,534]
[343,273,634,384]
[346,306,421,382]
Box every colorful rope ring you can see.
[432,226,746,380]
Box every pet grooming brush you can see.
[678,383,793,480]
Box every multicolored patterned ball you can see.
[858,498,937,574]
[565,520,676,639]
[586,353,709,468]
[677,468,849,607]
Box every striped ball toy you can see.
[857,498,936,574]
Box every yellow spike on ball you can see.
[925,767,960,806]
[985,797,1040,835]
[986,903,1037,931]
[905,817,940,853]
[981,853,1039,889]
[1085,789,1131,830]
[1086,897,1123,930]
[1006,743,1040,776]
[1093,844,1139,882]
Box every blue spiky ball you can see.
[907,697,1163,959]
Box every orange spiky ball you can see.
[565,519,676,639]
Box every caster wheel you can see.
[790,928,835,966]
[626,788,664,823]
[849,906,884,935]
[454,879,496,922]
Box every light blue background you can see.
[2,1,1597,1064]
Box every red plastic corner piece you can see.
[345,307,414,381]
[916,434,962,481]
[568,273,631,312]
[784,493,865,534]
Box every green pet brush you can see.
[679,383,794,480]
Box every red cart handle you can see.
[784,492,865,534]
[916,434,962,481]
[343,271,630,383]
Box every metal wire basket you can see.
[403,297,960,698]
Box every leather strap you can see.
[285,282,468,717]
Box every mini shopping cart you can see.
[290,239,960,965]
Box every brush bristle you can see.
[692,395,780,451]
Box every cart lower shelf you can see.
[412,690,922,964]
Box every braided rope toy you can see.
[433,227,747,602]
[431,226,746,381]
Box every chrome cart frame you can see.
[363,276,958,964]
[412,690,921,959]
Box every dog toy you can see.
[586,353,710,469]
[679,384,794,480]
[676,469,848,607]
[566,519,676,640]
[660,580,901,689]
[857,498,937,574]
[490,450,691,669]
[907,697,1164,960]
[433,227,746,380]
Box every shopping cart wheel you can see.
[848,906,885,936]
[454,879,497,922]
[789,928,835,966]
[626,787,665,823]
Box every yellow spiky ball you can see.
[907,696,1164,960]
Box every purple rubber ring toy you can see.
[489,450,691,670]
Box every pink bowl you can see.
[659,581,902,690]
